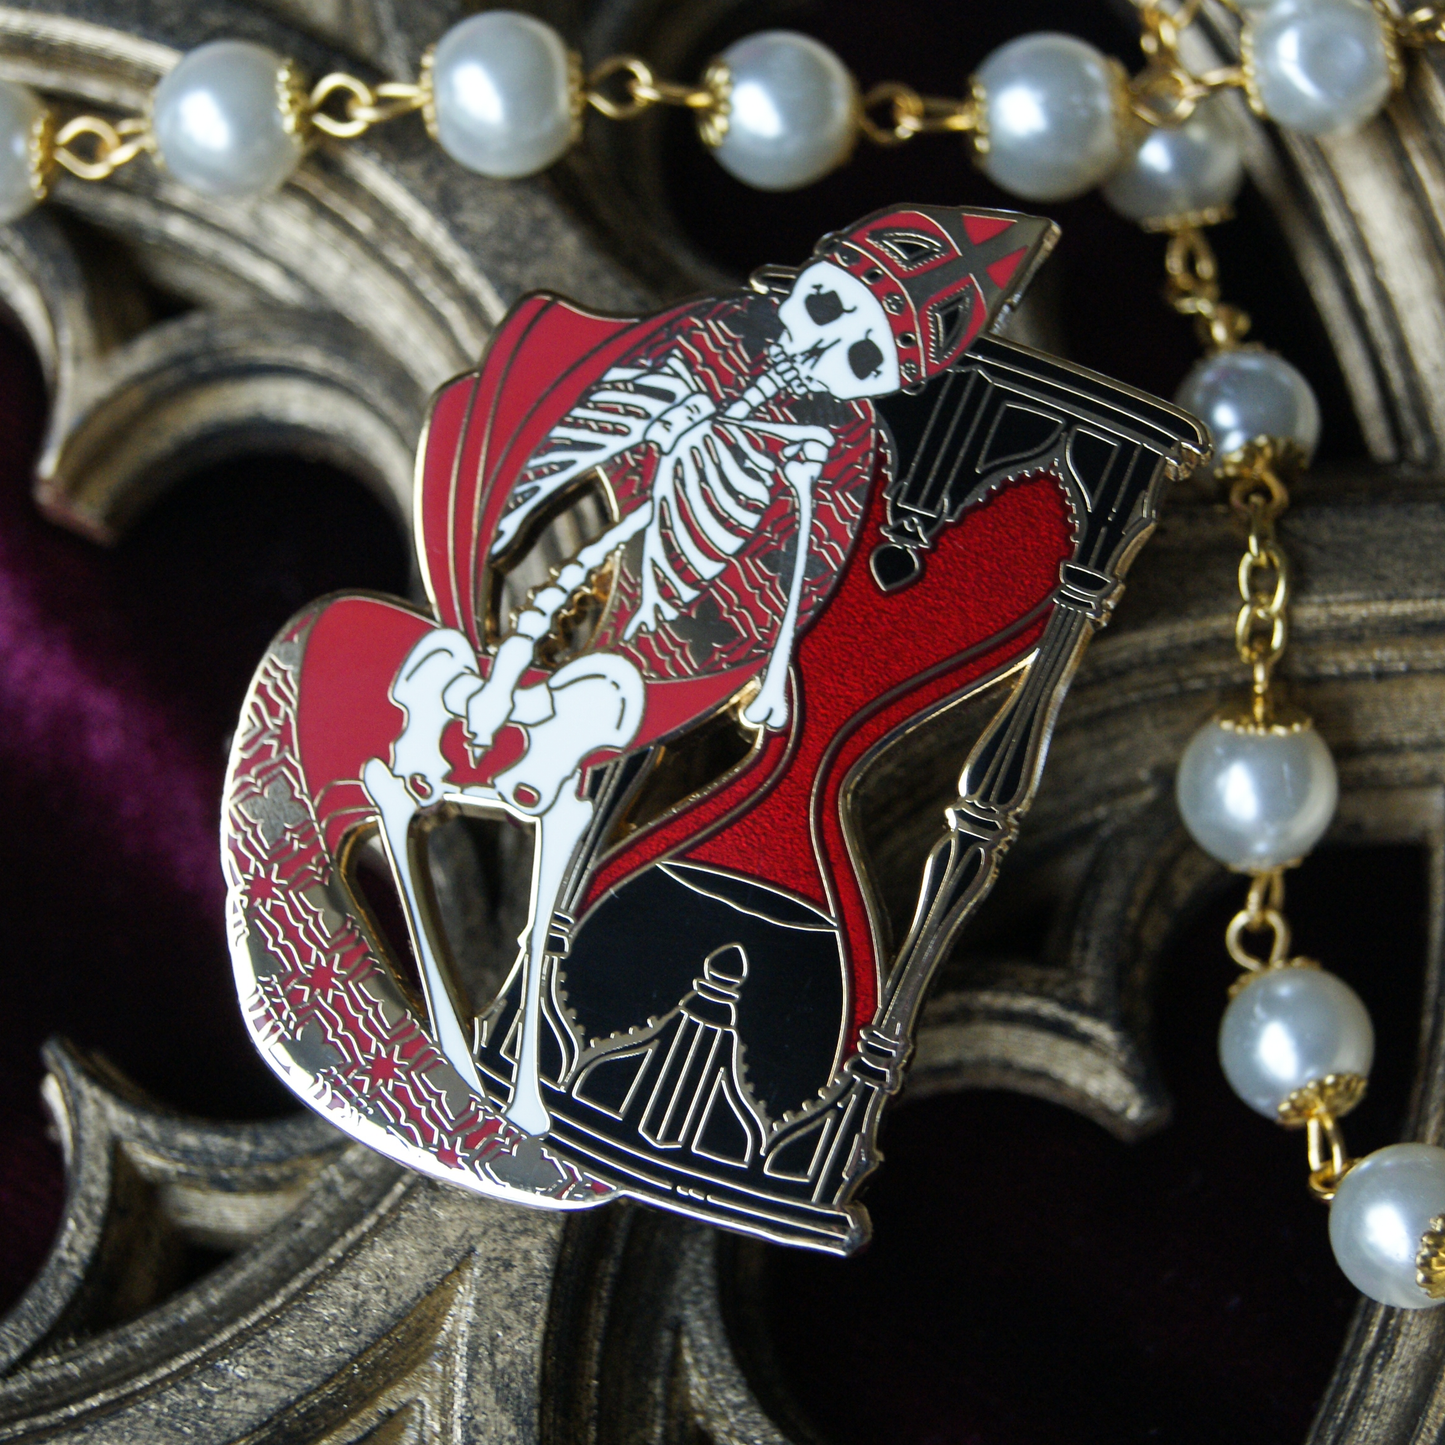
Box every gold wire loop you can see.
[859,82,925,144]
[1129,65,1209,126]
[584,55,719,119]
[1225,454,1292,525]
[1306,1112,1354,1200]
[1397,4,1445,45]
[307,72,426,138]
[50,114,150,181]
[858,82,976,145]
[585,57,654,118]
[1246,867,1285,920]
[1137,0,1203,59]
[1225,905,1291,972]
[1129,0,1248,125]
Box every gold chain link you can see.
[1129,0,1247,126]
[306,70,428,139]
[1225,454,1292,713]
[1224,868,1289,971]
[583,54,728,133]
[48,114,150,181]
[1306,1112,1354,1200]
[1181,274,1357,1197]
[1396,3,1445,45]
[857,82,977,146]
[1163,224,1252,348]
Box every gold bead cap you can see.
[1277,1072,1368,1126]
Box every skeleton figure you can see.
[360,206,1047,1134]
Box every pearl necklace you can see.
[3,0,1442,1309]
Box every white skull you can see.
[777,260,901,401]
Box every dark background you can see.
[0,1,1419,1439]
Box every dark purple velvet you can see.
[0,320,407,1313]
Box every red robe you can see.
[297,290,1075,1057]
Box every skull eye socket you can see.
[804,287,847,326]
[848,337,885,380]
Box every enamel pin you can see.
[223,205,1206,1252]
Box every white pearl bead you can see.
[1249,0,1393,136]
[1219,966,1373,1117]
[1174,347,1320,465]
[1330,1144,1445,1308]
[152,40,303,198]
[430,11,575,179]
[976,33,1124,203]
[713,31,856,191]
[0,78,42,224]
[1102,96,1243,225]
[1177,719,1338,871]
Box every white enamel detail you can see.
[366,264,917,1134]
[363,523,649,1132]
[776,262,902,400]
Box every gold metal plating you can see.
[968,75,990,160]
[567,50,585,143]
[584,54,727,135]
[1398,2,1445,45]
[26,106,53,201]
[49,112,151,182]
[1223,871,1322,990]
[1415,1215,1445,1298]
[1218,708,1313,737]
[1224,903,1290,973]
[858,81,977,147]
[1306,1110,1355,1201]
[1202,442,1301,724]
[530,551,621,671]
[1226,955,1318,998]
[1238,15,1266,119]
[1130,0,1247,126]
[1140,204,1234,234]
[305,69,427,140]
[1279,1073,1369,1126]
[417,47,437,140]
[276,58,308,138]
[1163,223,1252,353]
[695,59,731,148]
[1373,0,1409,92]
